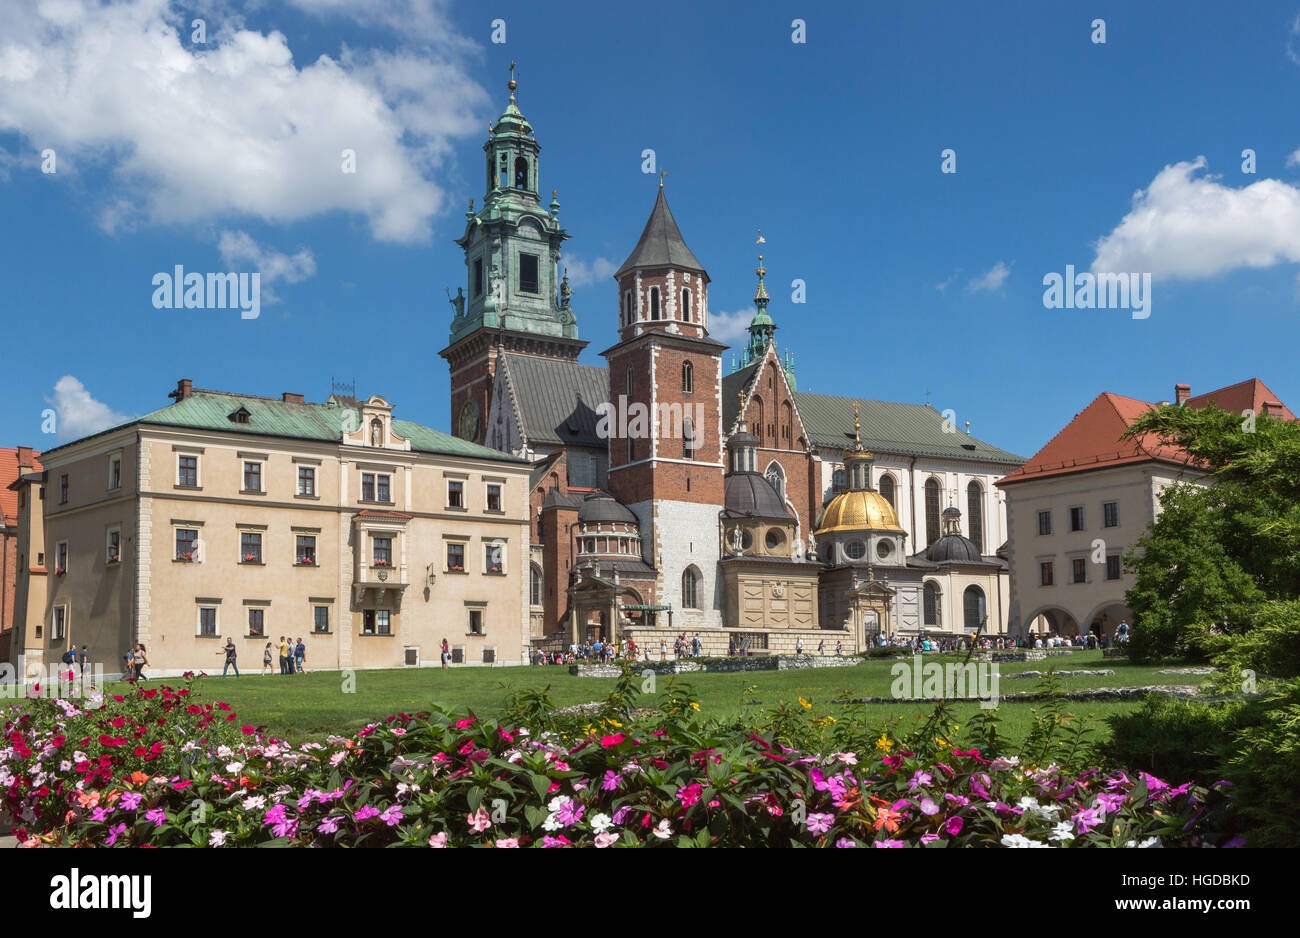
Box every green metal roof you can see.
[720,367,1024,466]
[43,389,526,464]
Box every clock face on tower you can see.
[457,399,481,441]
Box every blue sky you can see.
[3,0,1300,460]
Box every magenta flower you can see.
[908,770,933,790]
[540,834,571,848]
[678,783,703,806]
[119,792,143,811]
[834,837,857,848]
[944,816,964,836]
[1139,772,1168,793]
[920,832,940,845]
[806,813,835,835]
[380,805,404,827]
[612,805,632,825]
[873,839,904,848]
[316,816,340,834]
[1095,792,1125,815]
[556,800,584,826]
[601,770,621,792]
[354,806,380,822]
[105,823,127,846]
[144,808,166,828]
[466,806,491,832]
[1073,806,1103,834]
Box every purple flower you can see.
[920,832,940,845]
[908,770,932,791]
[556,800,585,826]
[873,839,904,848]
[144,808,166,828]
[919,798,940,816]
[806,813,835,835]
[1073,806,1103,834]
[944,815,964,836]
[119,792,143,811]
[1139,771,1168,793]
[612,805,632,825]
[105,823,127,846]
[834,837,857,848]
[380,805,404,827]
[316,815,340,834]
[601,770,621,791]
[1095,792,1125,815]
[354,806,380,821]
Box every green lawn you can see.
[121,651,1208,747]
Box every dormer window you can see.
[229,407,251,424]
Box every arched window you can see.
[681,289,691,321]
[623,292,633,325]
[832,468,845,492]
[530,564,542,606]
[683,417,695,460]
[752,397,764,446]
[765,462,785,502]
[967,480,985,553]
[682,566,700,609]
[923,581,941,626]
[879,474,896,508]
[924,478,941,546]
[780,400,793,443]
[963,586,986,631]
[681,361,693,393]
[514,156,529,189]
[650,287,660,320]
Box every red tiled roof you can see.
[0,447,42,527]
[1185,378,1296,421]
[998,379,1294,487]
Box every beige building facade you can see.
[12,380,532,676]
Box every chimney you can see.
[1175,383,1191,406]
[282,392,304,404]
[16,445,35,472]
[169,378,193,402]
[1263,400,1283,418]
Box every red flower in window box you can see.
[55,567,65,576]
[243,553,259,563]
[451,565,464,572]
[298,556,315,565]
[373,559,393,568]
[177,552,195,563]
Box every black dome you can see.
[578,491,638,525]
[924,534,984,564]
[724,473,792,518]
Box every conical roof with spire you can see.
[615,185,707,278]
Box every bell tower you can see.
[440,63,586,445]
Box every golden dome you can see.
[815,489,905,536]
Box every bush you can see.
[2,672,1234,848]
[859,646,912,659]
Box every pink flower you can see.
[1139,771,1169,793]
[806,813,834,835]
[919,798,940,816]
[467,806,491,833]
[455,718,476,729]
[944,816,964,836]
[354,806,380,821]
[873,839,904,848]
[380,805,404,827]
[594,832,618,848]
[541,834,571,848]
[495,838,519,848]
[429,831,448,847]
[499,728,515,743]
[834,837,857,848]
[105,823,127,846]
[1073,806,1103,834]
[908,770,933,790]
[600,734,625,748]
[920,832,940,845]
[601,770,621,791]
[144,808,166,827]
[119,792,143,811]
[316,816,340,834]
[678,783,703,806]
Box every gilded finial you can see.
[659,169,668,188]
[508,59,517,92]
[854,402,861,442]
[552,188,557,199]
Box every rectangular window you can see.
[199,607,217,637]
[55,541,68,575]
[106,528,121,564]
[1106,555,1122,580]
[474,258,484,297]
[1069,506,1085,531]
[486,483,502,512]
[178,456,198,487]
[298,466,316,496]
[469,609,483,635]
[313,606,330,634]
[1071,558,1087,584]
[1037,510,1052,536]
[53,606,66,640]
[109,456,122,490]
[518,253,539,293]
[363,610,391,636]
[361,473,375,501]
[243,461,262,493]
[448,480,464,508]
[1103,501,1119,528]
[485,542,503,574]
[296,535,316,565]
[248,608,264,637]
[241,532,262,564]
[59,474,69,504]
[1040,561,1054,586]
[373,536,392,567]
[376,474,391,502]
[176,529,198,562]
[447,542,465,572]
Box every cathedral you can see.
[439,72,1024,656]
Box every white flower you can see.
[542,813,563,832]
[590,812,612,833]
[1124,837,1160,848]
[1049,821,1075,842]
[1001,833,1047,848]
[547,795,572,812]
[209,830,228,847]
[241,795,266,811]
[225,762,244,774]
[989,756,1019,771]
[653,819,673,840]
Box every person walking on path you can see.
[77,645,89,676]
[262,642,274,676]
[219,637,239,677]
[278,636,290,674]
[132,644,149,682]
[295,638,306,674]
[441,638,450,669]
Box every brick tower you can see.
[439,64,586,445]
[603,182,726,629]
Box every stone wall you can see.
[569,653,862,677]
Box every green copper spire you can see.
[736,233,796,389]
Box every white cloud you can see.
[966,261,1011,293]
[935,270,961,293]
[709,308,755,344]
[0,0,487,242]
[47,376,129,440]
[218,230,316,303]
[1289,14,1300,66]
[1091,156,1300,278]
[562,256,617,287]
[285,0,472,46]
[1286,148,1300,168]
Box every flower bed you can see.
[1,674,1236,848]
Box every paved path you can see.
[0,835,18,848]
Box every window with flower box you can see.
[55,541,68,576]
[373,536,393,568]
[484,542,503,574]
[447,542,465,573]
[241,532,263,564]
[296,535,317,566]
[106,527,121,564]
[248,608,264,637]
[176,529,199,562]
